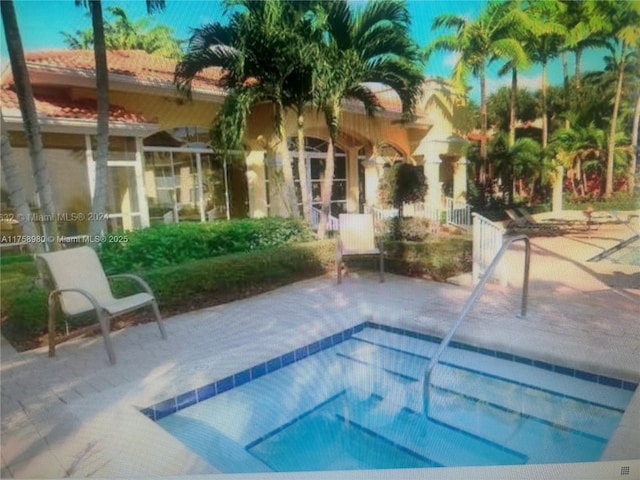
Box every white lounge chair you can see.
[336,213,384,284]
[36,246,167,364]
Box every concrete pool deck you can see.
[1,220,639,478]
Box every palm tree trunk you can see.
[509,68,517,147]
[630,93,640,194]
[479,65,488,183]
[274,100,299,218]
[89,0,110,239]
[574,49,582,90]
[297,110,311,222]
[605,44,626,197]
[1,115,44,253]
[317,101,339,240]
[541,60,548,149]
[1,0,60,251]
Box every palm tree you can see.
[523,1,567,149]
[75,1,165,240]
[313,0,424,238]
[428,1,528,184]
[592,0,640,196]
[0,114,43,252]
[176,0,320,218]
[61,6,182,59]
[1,0,61,251]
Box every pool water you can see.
[151,325,635,473]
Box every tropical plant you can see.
[175,0,322,219]
[522,1,567,149]
[0,114,42,252]
[313,0,424,238]
[378,163,427,217]
[74,0,166,240]
[1,0,61,251]
[428,0,528,181]
[61,6,182,58]
[590,0,640,196]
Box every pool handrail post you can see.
[423,234,531,417]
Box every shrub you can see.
[99,217,314,273]
[385,217,432,242]
[384,237,472,281]
[1,240,335,348]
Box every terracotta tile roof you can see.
[23,49,225,93]
[0,85,150,123]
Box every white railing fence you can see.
[445,197,472,229]
[472,212,506,285]
[310,207,339,231]
[365,202,442,225]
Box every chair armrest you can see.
[49,287,102,311]
[337,236,345,255]
[109,273,154,296]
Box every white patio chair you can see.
[36,246,167,364]
[336,213,384,284]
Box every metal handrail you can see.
[423,234,531,416]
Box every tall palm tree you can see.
[592,0,640,196]
[61,6,182,59]
[523,1,567,149]
[75,0,165,240]
[428,1,528,184]
[0,114,43,252]
[313,0,424,238]
[176,0,319,218]
[1,0,61,251]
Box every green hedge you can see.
[98,217,314,273]
[0,240,335,345]
[383,237,472,281]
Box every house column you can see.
[360,155,384,206]
[423,152,442,207]
[453,156,468,201]
[135,137,150,228]
[245,150,267,218]
[552,165,564,214]
[346,147,360,213]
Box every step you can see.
[337,394,527,467]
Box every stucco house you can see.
[1,49,470,236]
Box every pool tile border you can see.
[141,322,637,421]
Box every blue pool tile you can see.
[308,341,321,355]
[331,333,343,346]
[575,370,598,382]
[598,376,622,388]
[250,363,267,380]
[533,360,553,371]
[196,383,216,402]
[513,355,533,365]
[216,376,234,394]
[554,365,574,376]
[140,407,155,420]
[234,369,251,387]
[478,347,495,357]
[294,346,308,361]
[281,351,295,367]
[176,390,197,410]
[320,336,333,350]
[496,351,514,361]
[353,323,367,333]
[154,398,177,420]
[623,381,638,392]
[266,357,281,373]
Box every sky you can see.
[0,0,609,103]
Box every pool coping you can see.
[142,322,637,423]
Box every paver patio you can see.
[1,220,639,478]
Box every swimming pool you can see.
[143,323,636,473]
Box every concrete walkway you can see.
[1,220,639,478]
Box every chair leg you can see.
[151,300,167,339]
[336,252,343,284]
[97,310,116,365]
[380,251,384,283]
[48,293,57,358]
